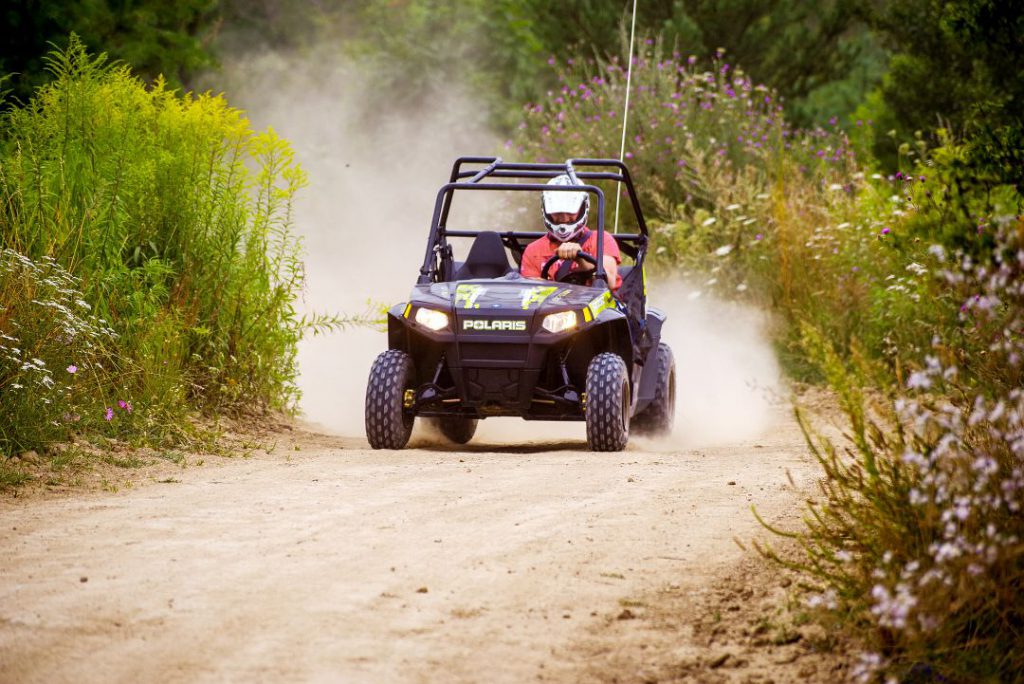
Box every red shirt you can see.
[520,228,622,290]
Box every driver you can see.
[520,174,621,290]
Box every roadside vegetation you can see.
[511,23,1022,683]
[0,38,313,465]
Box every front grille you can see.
[459,343,528,363]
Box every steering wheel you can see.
[540,252,598,285]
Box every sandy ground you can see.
[0,407,847,684]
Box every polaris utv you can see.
[364,157,674,451]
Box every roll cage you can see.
[418,157,650,292]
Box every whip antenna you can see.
[614,0,639,233]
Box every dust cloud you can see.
[214,47,497,438]
[650,281,782,449]
[214,48,781,449]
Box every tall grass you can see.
[513,40,1024,680]
[0,37,311,457]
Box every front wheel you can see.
[365,350,415,449]
[428,416,478,444]
[585,352,630,451]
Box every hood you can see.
[411,276,599,316]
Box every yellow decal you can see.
[520,285,558,309]
[403,303,412,318]
[587,291,614,319]
[455,284,486,309]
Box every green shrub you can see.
[0,37,310,455]
[510,44,950,379]
[776,224,1024,681]
[511,43,856,217]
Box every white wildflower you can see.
[907,372,932,390]
[870,583,917,629]
[852,652,885,684]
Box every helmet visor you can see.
[542,188,587,216]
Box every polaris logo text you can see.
[462,319,527,331]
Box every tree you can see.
[513,0,882,125]
[867,0,1023,188]
[0,0,219,102]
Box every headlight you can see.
[542,310,577,333]
[414,307,449,331]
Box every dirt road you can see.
[0,408,843,683]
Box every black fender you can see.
[635,307,668,410]
[386,304,411,352]
[564,309,634,390]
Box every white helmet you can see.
[541,174,589,242]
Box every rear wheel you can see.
[428,416,478,444]
[585,352,630,451]
[365,350,415,449]
[632,343,675,437]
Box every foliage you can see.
[0,38,310,456]
[513,42,856,209]
[864,0,1024,188]
[508,45,946,376]
[502,0,885,128]
[0,0,886,135]
[895,131,1023,255]
[0,1,218,103]
[775,222,1024,682]
[230,0,885,132]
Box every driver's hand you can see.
[556,242,582,260]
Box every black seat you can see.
[453,231,512,280]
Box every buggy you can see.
[364,157,675,451]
